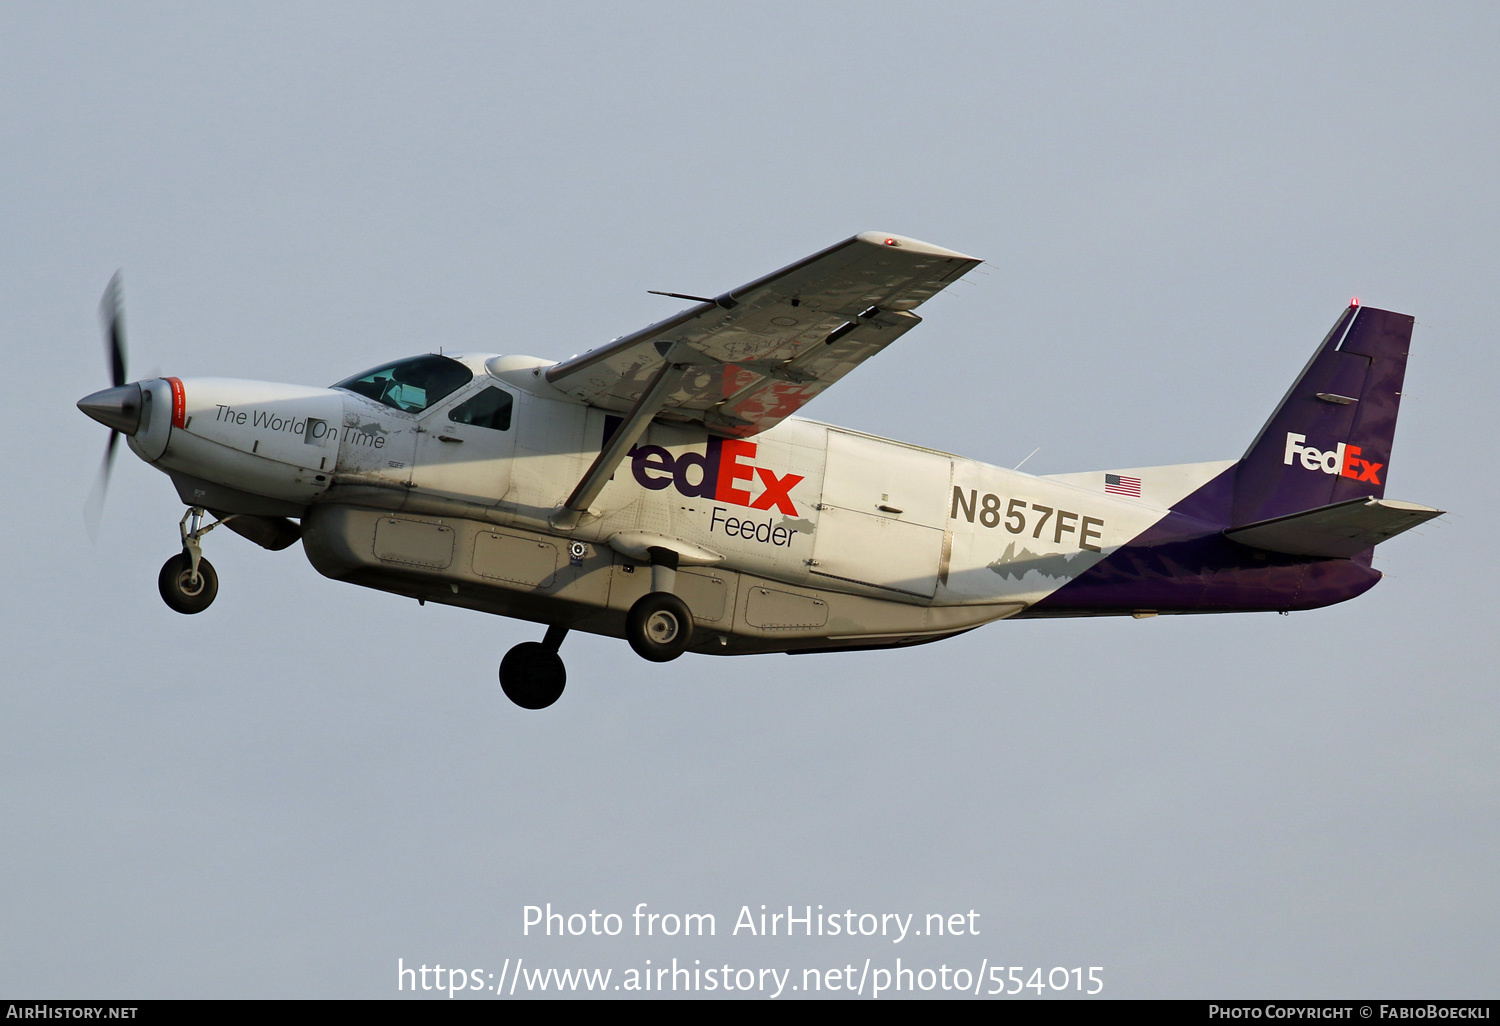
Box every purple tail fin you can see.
[1232,304,1413,527]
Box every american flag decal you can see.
[1104,473,1141,497]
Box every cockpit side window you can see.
[448,386,514,431]
[332,355,474,414]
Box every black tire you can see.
[625,592,694,662]
[158,552,218,614]
[499,642,566,710]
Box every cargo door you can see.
[810,430,951,598]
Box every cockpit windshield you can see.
[332,355,474,414]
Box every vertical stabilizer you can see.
[1232,304,1413,527]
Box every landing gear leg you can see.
[500,625,568,709]
[158,507,231,614]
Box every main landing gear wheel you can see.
[158,552,218,614]
[499,642,567,710]
[626,592,694,662]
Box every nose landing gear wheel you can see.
[499,642,567,710]
[626,592,694,662]
[158,552,218,614]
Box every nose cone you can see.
[77,383,143,435]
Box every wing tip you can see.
[856,231,981,262]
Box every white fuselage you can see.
[132,353,1226,652]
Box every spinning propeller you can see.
[79,273,142,536]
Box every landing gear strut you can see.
[158,507,229,614]
[500,625,568,709]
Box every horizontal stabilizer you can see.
[1225,497,1443,558]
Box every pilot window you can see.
[332,355,474,414]
[448,386,514,431]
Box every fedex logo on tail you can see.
[1283,432,1382,484]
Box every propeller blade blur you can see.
[84,431,119,540]
[101,271,127,388]
[86,272,129,539]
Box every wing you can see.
[545,232,981,437]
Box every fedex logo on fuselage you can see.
[624,435,804,515]
[1283,432,1383,484]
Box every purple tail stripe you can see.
[1233,305,1411,527]
[1024,305,1412,617]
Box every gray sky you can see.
[3,2,1496,999]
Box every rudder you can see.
[1232,304,1413,527]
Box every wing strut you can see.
[551,351,688,531]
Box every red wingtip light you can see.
[1351,297,1360,307]
[883,237,898,246]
